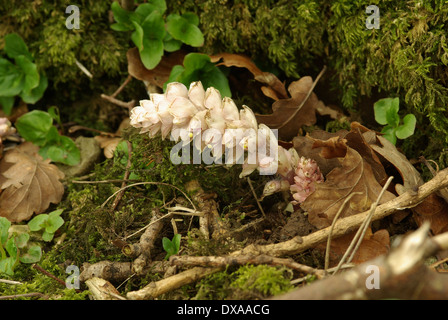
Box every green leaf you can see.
[0,217,11,246]
[15,55,40,94]
[181,12,199,26]
[111,1,131,25]
[20,245,42,263]
[110,22,134,32]
[5,237,18,259]
[163,33,182,52]
[15,110,53,146]
[39,135,81,166]
[131,22,144,50]
[0,96,15,115]
[395,114,417,140]
[14,233,30,248]
[172,233,181,252]
[167,53,231,97]
[46,210,64,234]
[139,39,164,70]
[0,257,16,275]
[385,98,400,127]
[28,214,49,232]
[166,15,204,47]
[42,231,54,242]
[162,237,174,254]
[381,125,397,145]
[374,98,397,126]
[20,73,48,104]
[0,58,25,97]
[4,33,33,61]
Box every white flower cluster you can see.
[129,81,324,204]
[130,81,278,177]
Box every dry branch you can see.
[126,266,223,300]
[169,254,326,279]
[85,277,126,300]
[271,222,448,299]
[232,167,448,257]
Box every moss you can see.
[195,264,293,299]
[0,252,89,300]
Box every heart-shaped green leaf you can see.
[20,73,48,104]
[395,114,416,140]
[4,33,33,61]
[28,214,49,232]
[20,245,42,264]
[374,97,399,126]
[166,15,204,47]
[380,125,397,145]
[15,110,53,146]
[0,217,11,246]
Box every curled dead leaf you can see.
[301,136,396,229]
[0,142,65,222]
[256,76,326,141]
[209,53,288,100]
[127,48,186,89]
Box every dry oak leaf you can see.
[320,228,390,267]
[127,47,186,89]
[0,142,65,222]
[255,76,323,141]
[412,193,448,235]
[209,53,288,100]
[301,136,396,229]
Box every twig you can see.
[0,279,23,285]
[0,292,46,300]
[277,65,327,130]
[170,254,326,279]
[111,74,132,98]
[247,177,266,217]
[331,176,394,274]
[75,59,93,78]
[101,181,197,212]
[111,140,133,211]
[325,192,362,270]
[32,264,66,288]
[32,264,82,293]
[68,125,119,137]
[71,179,141,184]
[101,93,135,112]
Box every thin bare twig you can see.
[0,292,46,300]
[111,74,132,98]
[332,176,394,274]
[101,93,135,112]
[325,192,362,270]
[277,65,327,130]
[247,177,266,217]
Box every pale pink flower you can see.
[290,157,324,204]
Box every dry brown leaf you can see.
[127,48,186,89]
[301,136,396,229]
[256,77,325,141]
[293,130,346,175]
[369,134,424,195]
[318,229,390,267]
[0,142,65,222]
[412,193,448,235]
[209,53,288,100]
[94,136,122,159]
